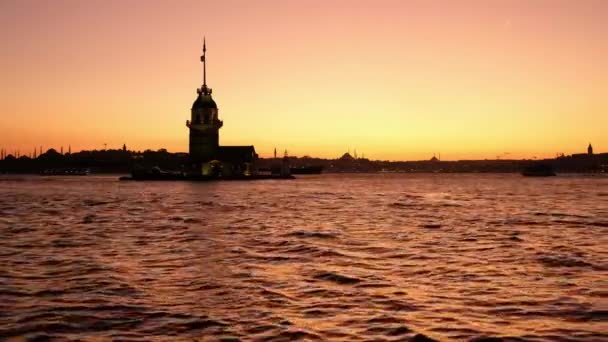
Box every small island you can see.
[120,39,293,181]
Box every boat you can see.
[522,163,556,177]
[126,167,184,180]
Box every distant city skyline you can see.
[1,0,606,161]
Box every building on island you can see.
[186,39,258,176]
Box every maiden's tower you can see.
[186,39,257,176]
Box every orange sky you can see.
[1,0,606,160]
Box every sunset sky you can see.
[1,0,606,160]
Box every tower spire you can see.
[203,37,206,87]
[199,37,209,94]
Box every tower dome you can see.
[192,91,217,109]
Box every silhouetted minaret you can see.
[68,145,71,154]
[588,143,593,155]
[61,146,63,155]
[39,146,42,156]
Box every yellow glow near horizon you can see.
[0,0,606,160]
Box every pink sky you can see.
[1,0,606,160]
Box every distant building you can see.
[339,152,354,161]
[588,143,593,155]
[186,39,257,176]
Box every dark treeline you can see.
[0,149,606,174]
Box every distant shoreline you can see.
[1,148,606,174]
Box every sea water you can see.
[0,174,606,341]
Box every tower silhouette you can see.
[187,37,223,166]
